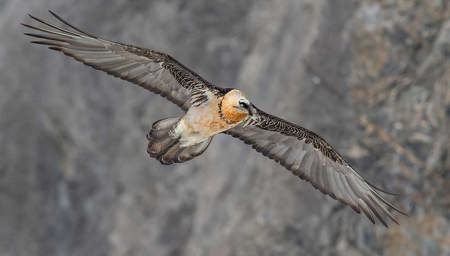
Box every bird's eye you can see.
[239,100,249,109]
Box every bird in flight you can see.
[23,11,406,227]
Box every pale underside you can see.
[174,92,240,147]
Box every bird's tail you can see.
[146,117,211,165]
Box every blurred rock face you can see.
[1,0,449,255]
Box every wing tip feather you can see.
[47,9,97,38]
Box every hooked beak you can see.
[234,102,257,116]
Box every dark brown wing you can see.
[22,11,221,110]
[227,107,407,227]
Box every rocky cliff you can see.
[1,0,449,255]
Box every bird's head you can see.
[220,89,256,124]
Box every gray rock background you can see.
[1,0,449,255]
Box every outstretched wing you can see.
[22,11,221,110]
[227,107,407,227]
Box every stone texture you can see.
[0,0,449,255]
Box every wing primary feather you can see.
[364,197,389,227]
[24,32,68,43]
[371,189,408,216]
[22,23,74,38]
[357,199,376,224]
[367,194,400,225]
[49,46,65,52]
[364,179,402,196]
[48,10,97,38]
[27,14,80,37]
[30,41,61,47]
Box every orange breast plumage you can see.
[220,104,248,124]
